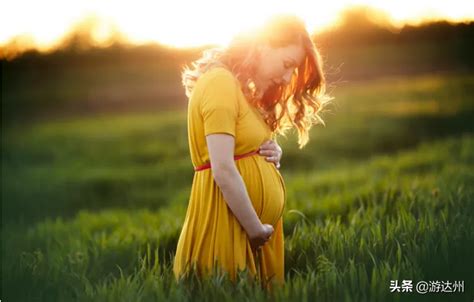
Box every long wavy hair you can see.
[181,14,333,149]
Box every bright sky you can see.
[1,0,473,51]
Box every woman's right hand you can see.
[249,224,274,252]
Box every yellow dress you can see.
[173,67,287,289]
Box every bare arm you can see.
[206,134,273,247]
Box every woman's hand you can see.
[258,139,283,169]
[249,223,274,252]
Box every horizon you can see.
[1,1,473,59]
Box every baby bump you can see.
[237,157,286,227]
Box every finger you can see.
[267,156,278,163]
[265,140,275,147]
[260,151,278,160]
[259,140,275,150]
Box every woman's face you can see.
[253,42,306,96]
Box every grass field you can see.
[2,72,474,301]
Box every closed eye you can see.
[284,61,293,69]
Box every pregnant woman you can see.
[173,14,332,290]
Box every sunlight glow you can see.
[1,0,473,52]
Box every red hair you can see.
[182,14,333,149]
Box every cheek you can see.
[260,57,281,78]
[255,61,267,79]
[259,60,272,78]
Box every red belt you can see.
[194,149,260,171]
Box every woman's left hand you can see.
[258,140,283,169]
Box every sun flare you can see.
[0,0,473,54]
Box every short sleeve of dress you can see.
[199,69,239,137]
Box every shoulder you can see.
[196,67,242,114]
[196,67,241,93]
[203,66,236,80]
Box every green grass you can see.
[2,73,474,301]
